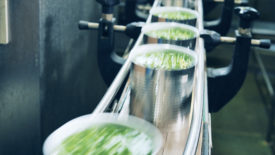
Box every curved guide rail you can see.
[93,0,208,154]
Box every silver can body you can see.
[129,44,197,131]
[162,0,190,7]
[151,15,197,27]
[142,22,199,50]
[143,34,197,50]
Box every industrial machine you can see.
[0,0,272,154]
[75,0,271,154]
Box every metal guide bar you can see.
[254,50,274,96]
[183,0,205,154]
[93,0,207,154]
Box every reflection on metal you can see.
[129,45,196,131]
[92,0,158,114]
[162,0,189,7]
[93,0,206,154]
[184,0,205,154]
[213,0,248,4]
[0,0,9,44]
[220,36,270,48]
[254,51,274,96]
[79,20,126,32]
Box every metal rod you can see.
[87,22,99,29]
[251,39,261,46]
[123,39,134,58]
[220,36,265,46]
[137,4,152,11]
[86,22,126,32]
[184,0,205,154]
[254,50,274,96]
[93,59,131,114]
[220,36,236,43]
[113,25,127,32]
[115,80,131,113]
[205,73,213,153]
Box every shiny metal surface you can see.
[162,0,189,7]
[93,1,159,114]
[254,50,274,96]
[142,22,199,49]
[129,44,197,131]
[0,0,9,44]
[184,0,205,154]
[213,0,248,4]
[162,0,196,9]
[94,0,206,154]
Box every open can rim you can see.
[141,22,200,41]
[150,6,199,20]
[129,44,198,71]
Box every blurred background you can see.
[0,0,274,154]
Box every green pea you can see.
[134,50,194,70]
[154,11,196,20]
[55,123,153,155]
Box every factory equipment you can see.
[42,0,271,154]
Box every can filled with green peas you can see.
[129,44,197,131]
[150,7,199,26]
[142,22,199,50]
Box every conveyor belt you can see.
[92,0,210,154]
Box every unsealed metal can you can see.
[129,44,197,131]
[142,22,199,50]
[161,0,195,9]
[150,7,199,26]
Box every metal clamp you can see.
[206,7,266,112]
[201,29,271,50]
[79,20,144,40]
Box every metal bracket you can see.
[204,0,234,36]
[207,31,252,112]
[0,0,9,44]
[97,18,124,86]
